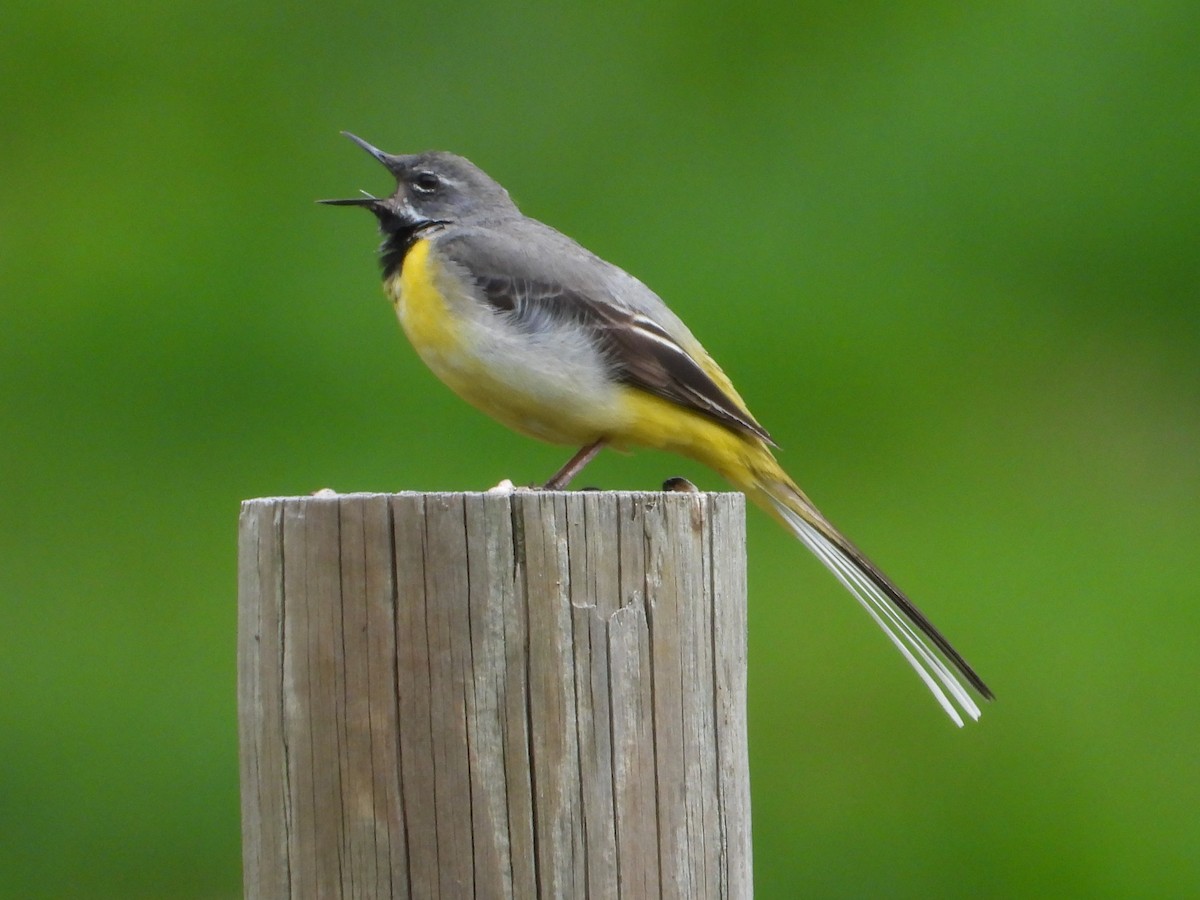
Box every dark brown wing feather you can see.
[477,274,772,443]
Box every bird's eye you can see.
[412,172,442,195]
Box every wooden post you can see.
[238,490,751,899]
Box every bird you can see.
[322,133,993,725]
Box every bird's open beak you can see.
[317,132,407,209]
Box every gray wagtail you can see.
[322,133,992,725]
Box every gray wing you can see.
[440,224,772,443]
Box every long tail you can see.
[728,446,993,726]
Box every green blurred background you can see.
[3,2,1198,896]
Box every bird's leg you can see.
[543,439,607,490]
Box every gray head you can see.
[320,133,519,237]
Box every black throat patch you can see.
[379,221,447,281]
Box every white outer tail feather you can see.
[770,499,982,727]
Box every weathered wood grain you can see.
[238,490,751,898]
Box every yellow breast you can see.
[389,238,463,357]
